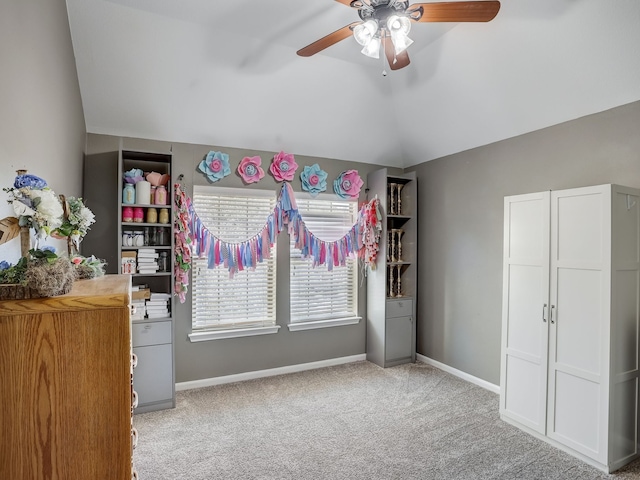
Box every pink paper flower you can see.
[237,156,265,184]
[269,151,298,182]
[333,170,364,199]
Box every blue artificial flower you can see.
[41,245,56,253]
[0,260,11,271]
[14,174,48,189]
[198,151,231,183]
[300,164,328,197]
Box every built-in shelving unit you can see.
[82,145,176,414]
[366,169,417,368]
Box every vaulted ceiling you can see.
[66,0,640,168]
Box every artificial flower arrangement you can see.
[4,172,63,241]
[1,172,105,298]
[53,196,96,253]
[70,254,107,280]
[0,248,107,300]
[0,248,74,299]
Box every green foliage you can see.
[0,249,59,285]
[0,257,28,285]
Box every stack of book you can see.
[131,299,146,321]
[145,292,171,319]
[130,285,148,321]
[137,248,159,274]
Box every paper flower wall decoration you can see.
[300,164,328,197]
[237,156,265,184]
[198,151,231,183]
[269,151,298,182]
[333,170,364,199]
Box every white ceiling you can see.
[66,0,640,168]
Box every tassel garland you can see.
[187,183,382,278]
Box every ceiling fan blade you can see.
[297,22,361,57]
[334,0,370,7]
[383,37,411,71]
[407,1,500,23]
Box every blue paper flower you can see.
[0,260,11,271]
[198,151,231,183]
[14,174,48,189]
[41,245,56,253]
[300,164,328,197]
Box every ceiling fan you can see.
[297,0,500,71]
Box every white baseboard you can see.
[416,353,500,394]
[176,354,367,392]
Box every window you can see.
[289,196,359,329]
[190,186,277,340]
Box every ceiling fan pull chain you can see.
[381,36,388,76]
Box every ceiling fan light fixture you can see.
[353,19,378,46]
[360,36,381,58]
[386,15,411,36]
[390,30,414,55]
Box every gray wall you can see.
[0,0,86,262]
[86,133,383,383]
[408,100,640,386]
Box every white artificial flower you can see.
[79,206,95,230]
[29,188,63,229]
[12,200,37,218]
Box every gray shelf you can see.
[366,169,417,368]
[83,144,176,414]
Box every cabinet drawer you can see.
[132,321,172,347]
[387,299,412,318]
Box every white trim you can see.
[287,316,361,332]
[188,325,280,342]
[176,354,366,391]
[416,354,500,394]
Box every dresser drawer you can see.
[132,321,172,347]
[386,298,413,318]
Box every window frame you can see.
[188,186,279,342]
[287,192,361,332]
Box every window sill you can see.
[189,325,281,342]
[287,316,361,332]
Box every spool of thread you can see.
[135,181,151,205]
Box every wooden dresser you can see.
[0,275,137,479]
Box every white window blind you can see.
[290,196,358,324]
[191,186,276,331]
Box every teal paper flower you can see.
[198,151,231,183]
[300,164,328,197]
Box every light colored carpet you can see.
[133,361,640,479]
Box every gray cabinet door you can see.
[133,343,173,405]
[385,316,412,361]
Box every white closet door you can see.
[547,185,611,464]
[500,192,550,433]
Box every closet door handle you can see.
[542,304,547,323]
[550,305,556,324]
